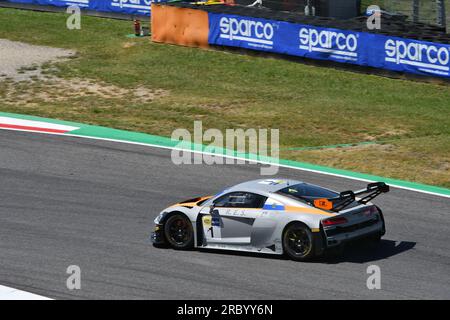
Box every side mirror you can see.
[209,204,215,213]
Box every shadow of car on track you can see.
[322,239,416,264]
[154,239,416,264]
[153,244,289,261]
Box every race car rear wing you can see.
[313,182,390,212]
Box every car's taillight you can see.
[322,216,348,227]
[363,206,379,217]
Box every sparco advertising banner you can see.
[5,0,161,16]
[208,12,450,79]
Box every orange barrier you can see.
[151,4,209,48]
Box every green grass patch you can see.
[0,8,449,187]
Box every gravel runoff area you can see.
[0,39,75,81]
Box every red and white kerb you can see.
[0,117,79,134]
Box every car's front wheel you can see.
[164,213,194,250]
[282,223,315,261]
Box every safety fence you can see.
[366,0,449,31]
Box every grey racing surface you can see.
[1,130,449,299]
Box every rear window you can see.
[278,183,338,203]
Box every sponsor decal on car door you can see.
[200,207,222,241]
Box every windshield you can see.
[277,183,338,204]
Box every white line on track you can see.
[0,116,79,133]
[1,126,450,200]
[0,285,52,300]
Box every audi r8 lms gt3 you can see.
[151,179,389,261]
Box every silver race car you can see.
[151,179,389,261]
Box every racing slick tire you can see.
[282,222,315,261]
[164,213,194,250]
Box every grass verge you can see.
[0,8,449,188]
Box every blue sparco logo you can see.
[385,39,450,75]
[299,28,358,60]
[219,17,274,46]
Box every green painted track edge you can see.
[1,111,449,197]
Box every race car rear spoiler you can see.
[313,182,390,212]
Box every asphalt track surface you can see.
[1,130,449,300]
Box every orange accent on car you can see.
[172,196,212,208]
[284,205,335,216]
[313,198,333,211]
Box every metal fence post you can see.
[413,0,420,23]
[436,0,447,28]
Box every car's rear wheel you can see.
[283,223,315,261]
[164,214,194,250]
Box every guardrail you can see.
[152,3,450,80]
[208,12,450,78]
[1,0,159,16]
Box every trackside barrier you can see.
[207,12,450,79]
[150,4,450,79]
[151,4,209,47]
[4,0,167,16]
